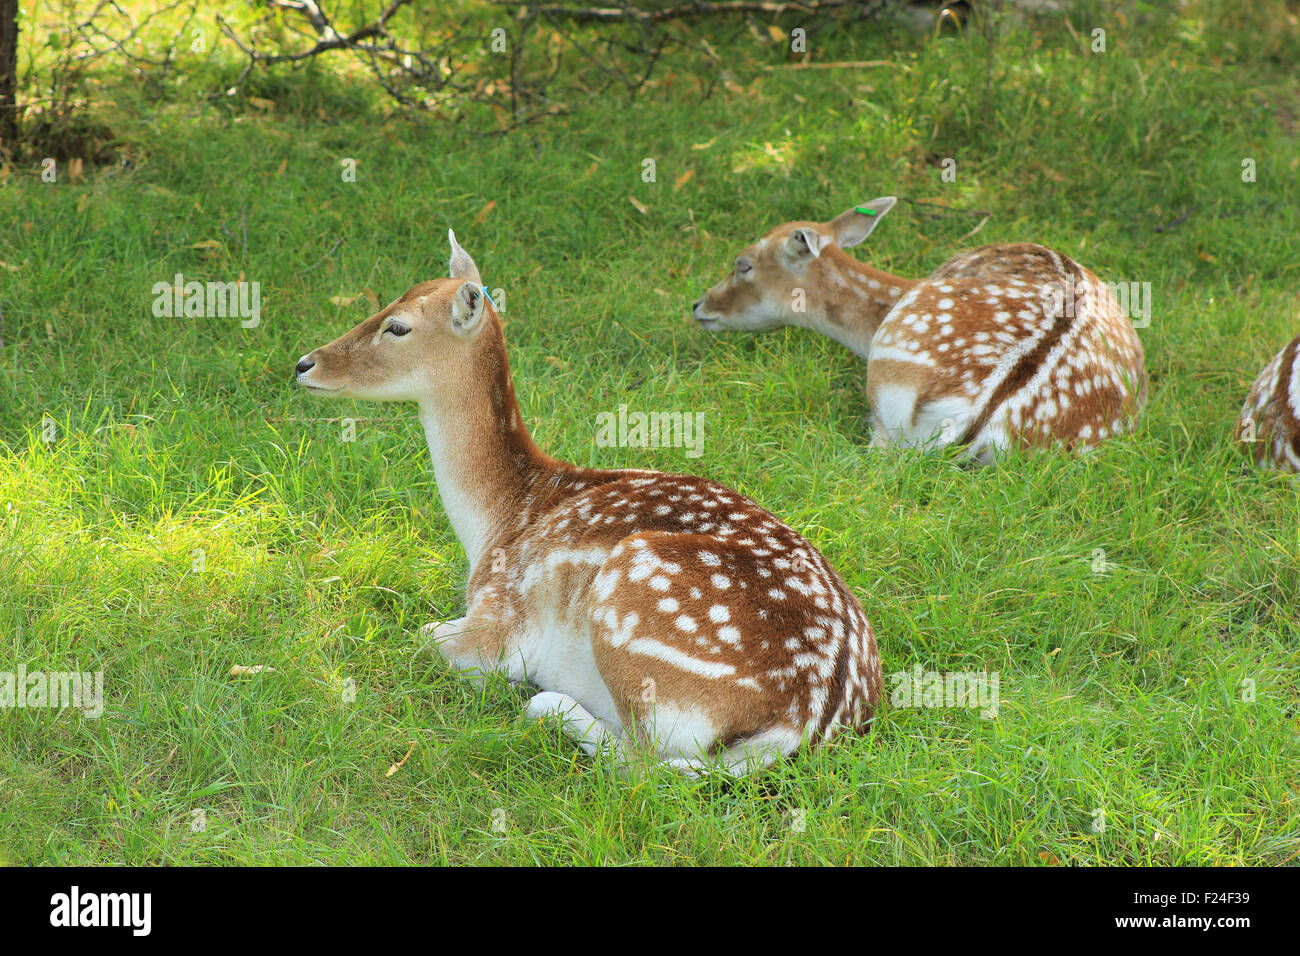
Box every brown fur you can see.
[298,243,883,771]
[1236,332,1300,473]
[694,206,1148,458]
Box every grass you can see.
[0,0,1298,865]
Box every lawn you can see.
[0,0,1298,865]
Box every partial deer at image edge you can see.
[1236,332,1300,475]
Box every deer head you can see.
[294,230,496,409]
[691,196,899,334]
[294,232,547,565]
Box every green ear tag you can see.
[855,206,877,216]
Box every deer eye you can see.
[386,321,410,337]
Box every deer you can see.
[691,198,1148,463]
[1235,332,1300,474]
[294,232,883,775]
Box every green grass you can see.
[1,0,1298,865]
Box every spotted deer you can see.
[1235,332,1300,474]
[294,232,882,775]
[692,198,1147,463]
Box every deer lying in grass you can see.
[294,233,882,775]
[692,198,1148,463]
[1236,332,1300,474]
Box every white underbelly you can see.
[511,612,622,728]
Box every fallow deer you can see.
[692,198,1148,463]
[1236,332,1300,474]
[294,232,883,775]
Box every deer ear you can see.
[450,280,487,337]
[785,227,832,259]
[448,229,482,285]
[829,197,896,249]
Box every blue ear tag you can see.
[480,285,495,307]
[855,206,877,216]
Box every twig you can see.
[903,197,994,220]
[541,9,632,90]
[761,60,899,70]
[385,740,417,777]
[296,236,345,274]
[1154,208,1194,233]
[957,211,992,242]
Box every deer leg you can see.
[525,691,626,758]
[420,615,514,684]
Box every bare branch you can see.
[216,0,412,67]
[491,0,862,23]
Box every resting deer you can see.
[294,232,882,775]
[1236,332,1300,474]
[692,198,1148,463]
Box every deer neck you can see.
[416,322,556,572]
[806,249,918,360]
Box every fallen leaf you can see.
[475,200,496,223]
[673,169,695,191]
[248,97,275,111]
[330,292,363,307]
[767,24,785,43]
[628,196,650,215]
[0,259,19,272]
[191,239,224,252]
[229,665,276,677]
[386,741,417,777]
[275,158,288,177]
[1197,251,1216,262]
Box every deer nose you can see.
[295,358,315,375]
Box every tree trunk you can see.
[0,0,19,150]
